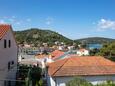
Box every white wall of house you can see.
[0,29,18,86]
[48,75,115,86]
[77,50,89,56]
[47,76,56,86]
[36,57,53,69]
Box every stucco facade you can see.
[0,28,18,86]
[77,49,89,56]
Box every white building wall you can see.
[36,57,53,69]
[77,50,89,56]
[47,76,56,86]
[0,29,18,86]
[49,75,115,86]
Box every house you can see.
[0,24,18,86]
[51,50,64,60]
[58,46,64,51]
[47,56,115,86]
[35,54,53,69]
[77,48,89,56]
[23,43,31,48]
[35,50,64,68]
[53,50,77,61]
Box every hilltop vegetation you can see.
[14,28,73,46]
[75,37,115,44]
[14,28,115,46]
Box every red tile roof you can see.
[51,50,64,59]
[0,24,11,39]
[48,56,115,76]
[79,48,88,52]
[35,54,49,59]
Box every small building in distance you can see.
[77,48,89,56]
[35,50,65,68]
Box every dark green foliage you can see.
[90,48,100,56]
[30,65,42,86]
[66,77,93,86]
[14,28,72,46]
[16,65,30,86]
[16,65,42,86]
[30,66,42,81]
[96,42,115,61]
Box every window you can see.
[11,61,14,65]
[4,81,7,86]
[8,62,10,70]
[8,81,11,86]
[4,81,11,86]
[4,39,7,48]
[9,40,11,48]
[8,61,15,70]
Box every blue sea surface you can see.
[87,44,102,49]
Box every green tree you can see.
[16,65,30,86]
[96,80,115,86]
[14,28,73,46]
[90,48,100,56]
[30,65,42,86]
[96,42,115,61]
[66,77,93,86]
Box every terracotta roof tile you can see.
[79,48,88,52]
[35,54,49,59]
[48,56,115,76]
[48,58,67,76]
[0,24,11,39]
[51,50,64,59]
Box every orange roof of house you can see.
[79,48,88,52]
[0,24,11,39]
[51,50,64,59]
[35,54,49,59]
[48,56,115,76]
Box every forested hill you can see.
[75,37,115,44]
[14,28,73,46]
[14,28,115,46]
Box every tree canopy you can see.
[66,77,93,86]
[96,42,115,61]
[66,77,115,86]
[14,28,73,46]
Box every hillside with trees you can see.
[14,28,73,46]
[14,28,115,47]
[75,37,115,44]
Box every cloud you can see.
[0,16,33,27]
[0,16,17,24]
[46,21,51,25]
[97,18,115,31]
[0,19,6,24]
[26,18,31,22]
[15,22,21,25]
[9,18,15,22]
[12,16,16,19]
[45,17,53,25]
[76,33,91,38]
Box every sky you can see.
[0,0,115,39]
